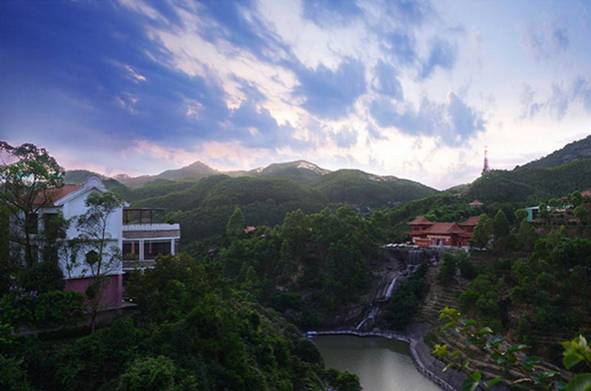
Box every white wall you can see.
[57,189,122,278]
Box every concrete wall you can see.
[64,274,123,309]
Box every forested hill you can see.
[462,135,591,202]
[65,162,437,241]
[519,134,591,169]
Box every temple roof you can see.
[423,222,469,236]
[460,215,481,226]
[408,215,432,225]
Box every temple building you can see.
[408,215,480,248]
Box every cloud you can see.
[373,60,404,100]
[370,92,484,145]
[292,58,366,119]
[229,99,301,149]
[123,64,147,83]
[419,38,457,79]
[382,30,417,65]
[524,23,569,60]
[382,0,433,26]
[194,0,292,64]
[520,78,591,120]
[301,0,363,27]
[332,127,358,148]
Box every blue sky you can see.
[2,0,591,189]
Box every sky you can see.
[2,0,591,189]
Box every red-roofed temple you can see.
[408,215,480,248]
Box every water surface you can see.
[314,335,440,391]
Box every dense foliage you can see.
[381,263,428,330]
[216,206,376,328]
[1,255,360,390]
[434,306,591,391]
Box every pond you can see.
[314,335,440,391]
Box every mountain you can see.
[253,160,330,181]
[114,161,219,187]
[120,166,437,241]
[465,135,591,202]
[66,159,438,240]
[312,169,437,208]
[519,134,591,170]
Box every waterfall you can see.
[384,276,398,300]
[356,305,379,330]
[408,249,422,265]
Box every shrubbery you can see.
[0,290,84,328]
[382,264,428,330]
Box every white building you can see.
[12,176,180,308]
[121,208,180,271]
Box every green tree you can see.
[116,356,178,391]
[514,209,528,224]
[457,252,477,280]
[225,207,245,238]
[539,202,550,222]
[0,204,14,294]
[0,142,64,267]
[516,219,537,251]
[493,210,510,238]
[471,214,492,248]
[438,253,458,284]
[569,191,583,207]
[574,205,590,227]
[72,191,124,332]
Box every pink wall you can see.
[64,274,123,309]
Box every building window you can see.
[122,240,140,260]
[144,240,171,259]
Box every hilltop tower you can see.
[482,147,490,175]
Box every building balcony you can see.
[122,223,180,240]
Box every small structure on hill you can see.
[243,225,256,234]
[469,199,483,207]
[482,147,491,175]
[408,215,480,248]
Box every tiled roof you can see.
[460,215,481,226]
[408,215,432,225]
[33,184,81,206]
[423,222,463,234]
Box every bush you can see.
[0,355,31,391]
[17,260,64,294]
[383,264,428,330]
[116,356,178,391]
[459,274,503,330]
[0,290,84,328]
[457,254,477,280]
[325,368,361,391]
[438,253,458,284]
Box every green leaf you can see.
[564,373,591,391]
[487,377,502,387]
[461,377,479,391]
[470,371,482,383]
[565,351,586,370]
